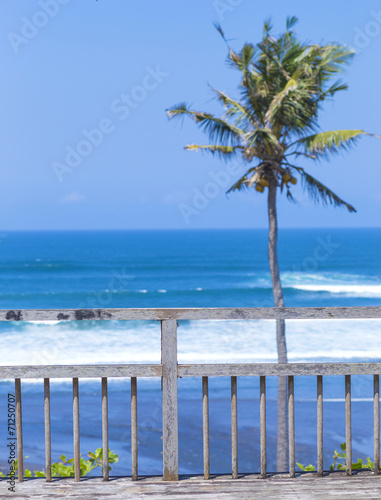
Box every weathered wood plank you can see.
[161,319,179,481]
[1,306,381,322]
[0,364,162,379]
[5,472,381,500]
[178,362,381,377]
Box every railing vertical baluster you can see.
[202,376,210,480]
[73,378,80,482]
[15,378,23,482]
[102,377,109,481]
[317,375,323,477]
[374,374,380,474]
[131,377,138,481]
[288,375,295,478]
[231,376,238,479]
[260,376,266,478]
[345,375,352,476]
[161,319,179,481]
[44,378,51,482]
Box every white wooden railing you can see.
[1,306,381,482]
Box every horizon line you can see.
[1,227,380,232]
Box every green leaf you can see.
[296,462,305,471]
[340,443,346,451]
[305,465,316,471]
[24,469,32,477]
[109,450,119,464]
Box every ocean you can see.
[0,228,380,475]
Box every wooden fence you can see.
[1,306,381,482]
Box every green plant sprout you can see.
[297,442,379,472]
[0,448,118,478]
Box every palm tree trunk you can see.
[267,178,288,472]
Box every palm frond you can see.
[245,128,281,155]
[318,79,348,101]
[318,44,355,76]
[264,71,317,133]
[185,144,240,160]
[167,103,244,145]
[227,43,257,73]
[166,102,191,122]
[210,87,256,127]
[286,151,317,160]
[293,166,356,212]
[286,188,298,204]
[286,16,298,31]
[295,129,366,155]
[214,23,226,41]
[226,165,263,193]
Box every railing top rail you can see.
[0,364,162,379]
[1,362,381,379]
[178,362,381,377]
[1,306,381,322]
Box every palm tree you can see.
[167,17,379,471]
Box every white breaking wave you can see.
[291,284,381,297]
[1,318,381,367]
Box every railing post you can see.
[288,376,295,478]
[101,377,109,481]
[15,379,23,482]
[161,319,179,481]
[202,376,210,480]
[374,374,380,474]
[345,375,352,476]
[44,378,52,482]
[231,376,238,479]
[260,376,267,478]
[131,377,138,481]
[73,378,80,482]
[317,375,323,477]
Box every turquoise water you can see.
[0,229,380,475]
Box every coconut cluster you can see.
[255,177,269,192]
[254,171,297,193]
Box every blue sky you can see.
[1,0,380,230]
